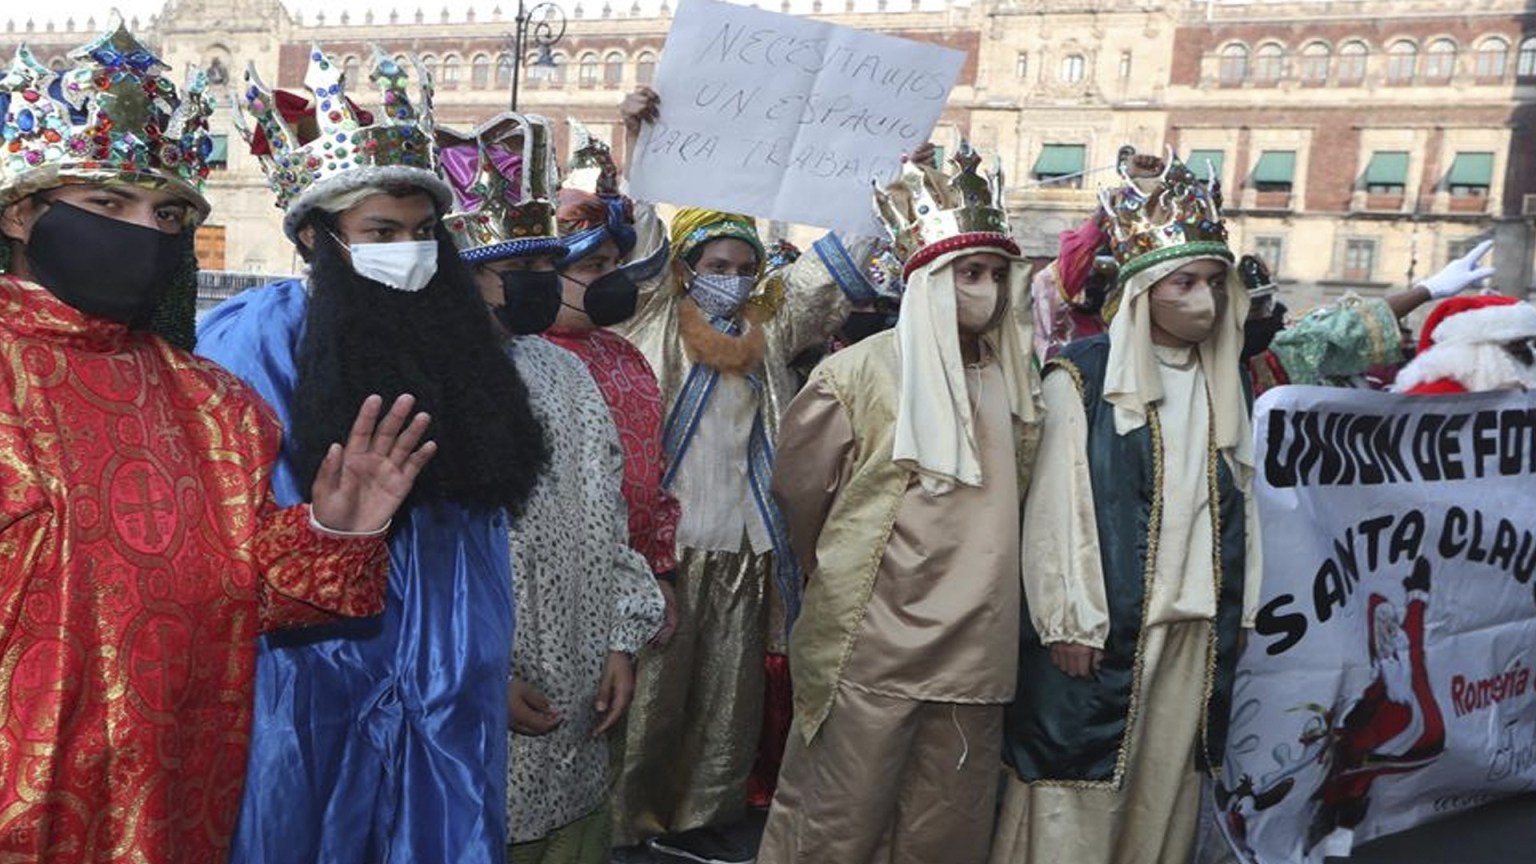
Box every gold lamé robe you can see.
[605,212,859,844]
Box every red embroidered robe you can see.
[0,276,388,863]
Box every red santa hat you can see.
[1395,295,1536,394]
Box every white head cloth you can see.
[1103,254,1253,478]
[892,246,1040,496]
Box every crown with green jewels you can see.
[0,13,215,219]
[235,44,451,241]
[1098,151,1231,284]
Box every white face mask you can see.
[344,239,439,293]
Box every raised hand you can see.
[905,141,938,169]
[309,394,436,534]
[1419,239,1495,299]
[620,85,660,137]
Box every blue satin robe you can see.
[196,279,515,863]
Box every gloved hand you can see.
[1418,239,1495,299]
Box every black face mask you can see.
[840,310,899,345]
[496,268,563,335]
[563,268,639,327]
[1242,301,1288,362]
[25,200,188,325]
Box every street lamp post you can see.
[507,0,568,112]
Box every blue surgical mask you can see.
[686,266,755,320]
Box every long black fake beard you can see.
[291,228,549,516]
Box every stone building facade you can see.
[4,0,1534,306]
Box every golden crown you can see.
[235,44,451,241]
[1098,151,1230,283]
[0,14,215,217]
[437,112,563,263]
[873,141,1017,278]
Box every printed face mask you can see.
[340,237,439,293]
[25,200,188,324]
[686,267,755,320]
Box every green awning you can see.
[1447,152,1495,186]
[1252,150,1296,184]
[1363,151,1409,186]
[209,134,229,164]
[1186,149,1225,181]
[1033,144,1085,176]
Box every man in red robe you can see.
[0,20,433,862]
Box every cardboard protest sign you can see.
[629,0,965,235]
[1216,386,1536,863]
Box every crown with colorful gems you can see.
[437,112,563,263]
[235,44,451,242]
[873,141,1018,279]
[0,14,215,218]
[1098,151,1231,285]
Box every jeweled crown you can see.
[873,141,1016,277]
[236,44,446,239]
[563,117,619,198]
[1098,151,1230,283]
[0,14,215,217]
[437,112,562,262]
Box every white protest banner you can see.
[628,0,965,235]
[1215,386,1536,863]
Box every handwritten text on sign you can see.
[629,0,965,235]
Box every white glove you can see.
[1418,239,1495,299]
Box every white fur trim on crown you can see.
[1394,340,1532,393]
[1430,302,1536,346]
[281,165,454,243]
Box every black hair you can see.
[290,224,549,515]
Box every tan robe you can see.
[761,355,1020,864]
[994,344,1258,864]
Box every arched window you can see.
[495,53,513,87]
[579,52,599,88]
[419,53,439,83]
[1337,40,1368,83]
[1424,39,1456,82]
[1253,43,1285,82]
[471,53,491,89]
[342,55,361,85]
[1300,41,1330,83]
[636,51,656,86]
[603,51,624,87]
[1386,40,1418,83]
[1060,53,1086,84]
[440,54,462,86]
[1219,43,1249,85]
[1476,37,1509,79]
[1518,36,1536,78]
[549,52,569,87]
